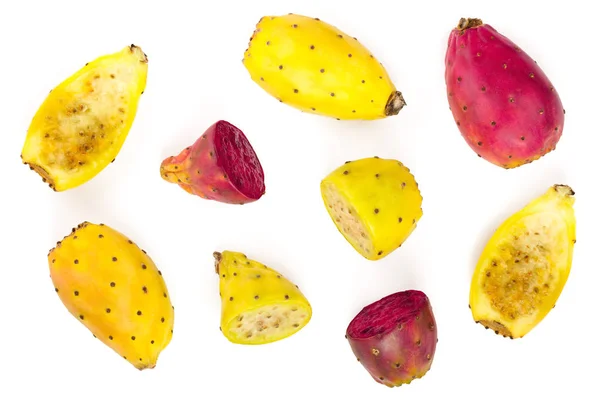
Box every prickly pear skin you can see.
[21,45,148,191]
[243,14,405,120]
[445,18,564,169]
[320,157,423,261]
[470,185,576,339]
[214,250,312,345]
[346,290,437,388]
[160,120,265,205]
[48,222,174,370]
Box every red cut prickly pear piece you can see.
[160,120,265,204]
[445,18,564,169]
[346,290,437,388]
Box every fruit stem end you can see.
[385,91,406,116]
[457,18,483,31]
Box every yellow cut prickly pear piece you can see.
[48,222,174,370]
[470,185,576,339]
[214,251,312,345]
[320,157,423,261]
[21,45,148,191]
[242,14,405,120]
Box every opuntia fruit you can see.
[160,120,265,204]
[320,157,422,261]
[470,184,576,339]
[444,18,564,168]
[21,45,148,191]
[346,290,438,387]
[48,222,175,370]
[214,250,312,345]
[243,13,406,120]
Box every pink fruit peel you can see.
[445,17,564,169]
[346,290,437,388]
[160,120,265,204]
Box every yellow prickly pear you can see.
[320,157,423,261]
[214,251,312,345]
[21,45,148,192]
[48,222,174,370]
[470,185,576,339]
[243,13,406,120]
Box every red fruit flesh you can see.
[215,123,264,200]
[445,18,564,169]
[346,290,437,388]
[348,291,428,338]
[160,120,265,204]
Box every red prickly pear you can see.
[445,18,565,169]
[160,120,266,204]
[346,290,437,388]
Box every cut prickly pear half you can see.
[243,13,405,120]
[48,222,174,370]
[320,157,423,261]
[445,18,564,169]
[21,45,148,191]
[470,184,576,339]
[346,290,437,388]
[160,120,265,205]
[214,251,311,345]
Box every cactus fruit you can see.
[320,157,422,261]
[160,120,265,205]
[346,290,438,388]
[21,45,148,191]
[470,185,576,339]
[444,18,564,168]
[243,13,406,120]
[214,251,312,345]
[48,222,174,370]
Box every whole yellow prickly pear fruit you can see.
[320,157,423,261]
[21,45,148,191]
[48,222,174,370]
[243,14,406,120]
[214,251,312,345]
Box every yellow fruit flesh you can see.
[225,303,311,344]
[321,181,373,255]
[243,14,405,120]
[48,222,174,370]
[215,251,312,345]
[470,185,576,339]
[320,158,423,261]
[21,45,148,191]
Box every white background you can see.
[1,0,598,398]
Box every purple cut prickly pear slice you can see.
[160,120,266,204]
[445,18,564,169]
[346,290,437,388]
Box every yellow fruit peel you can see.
[215,250,312,345]
[21,45,148,191]
[469,184,576,339]
[243,14,405,120]
[48,222,174,370]
[320,157,423,261]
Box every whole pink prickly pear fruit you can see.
[445,18,564,169]
[346,290,437,388]
[160,120,266,204]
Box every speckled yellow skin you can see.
[215,251,312,345]
[48,222,174,370]
[243,14,405,120]
[21,45,148,191]
[470,185,576,339]
[320,157,423,261]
